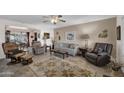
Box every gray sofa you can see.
[54,42,79,56]
[85,43,113,66]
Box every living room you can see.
[0,15,124,77]
[1,0,124,93]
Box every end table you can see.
[78,48,88,57]
[45,45,51,52]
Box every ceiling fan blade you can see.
[58,15,62,18]
[59,19,66,22]
[42,20,49,23]
[42,15,65,24]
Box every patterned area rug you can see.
[29,56,93,77]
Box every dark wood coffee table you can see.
[50,49,68,59]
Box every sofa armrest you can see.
[86,48,93,53]
[97,52,109,56]
[97,52,111,66]
[74,46,79,55]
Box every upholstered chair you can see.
[85,43,113,66]
[32,41,45,55]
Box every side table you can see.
[45,45,51,52]
[78,48,88,57]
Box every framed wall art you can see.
[66,32,76,41]
[44,32,50,39]
[117,25,121,40]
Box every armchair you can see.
[2,42,25,64]
[85,43,113,66]
[32,41,45,55]
[2,42,23,58]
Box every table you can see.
[45,45,51,52]
[78,48,87,57]
[50,49,68,59]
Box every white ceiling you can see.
[0,15,115,28]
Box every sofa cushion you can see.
[93,48,103,54]
[93,48,98,54]
[54,42,79,56]
[62,43,69,48]
[97,48,103,53]
[68,44,75,49]
[106,44,113,55]
[9,49,23,55]
[32,41,41,48]
[86,52,97,60]
[94,43,107,52]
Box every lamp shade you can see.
[80,34,90,39]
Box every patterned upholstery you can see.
[2,42,18,54]
[2,42,20,58]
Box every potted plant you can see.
[51,39,56,49]
[111,61,121,71]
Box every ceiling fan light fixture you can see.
[51,19,54,23]
[43,15,66,24]
[51,18,58,24]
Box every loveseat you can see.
[54,42,79,56]
[85,43,113,66]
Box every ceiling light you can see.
[51,19,55,24]
[8,26,28,30]
[51,19,58,24]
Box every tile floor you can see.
[0,53,123,77]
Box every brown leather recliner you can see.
[2,42,23,58]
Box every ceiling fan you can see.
[42,15,66,24]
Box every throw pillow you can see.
[93,48,103,54]
[93,48,98,54]
[69,44,75,49]
[97,48,103,54]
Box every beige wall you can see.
[54,18,117,58]
[117,16,124,64]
